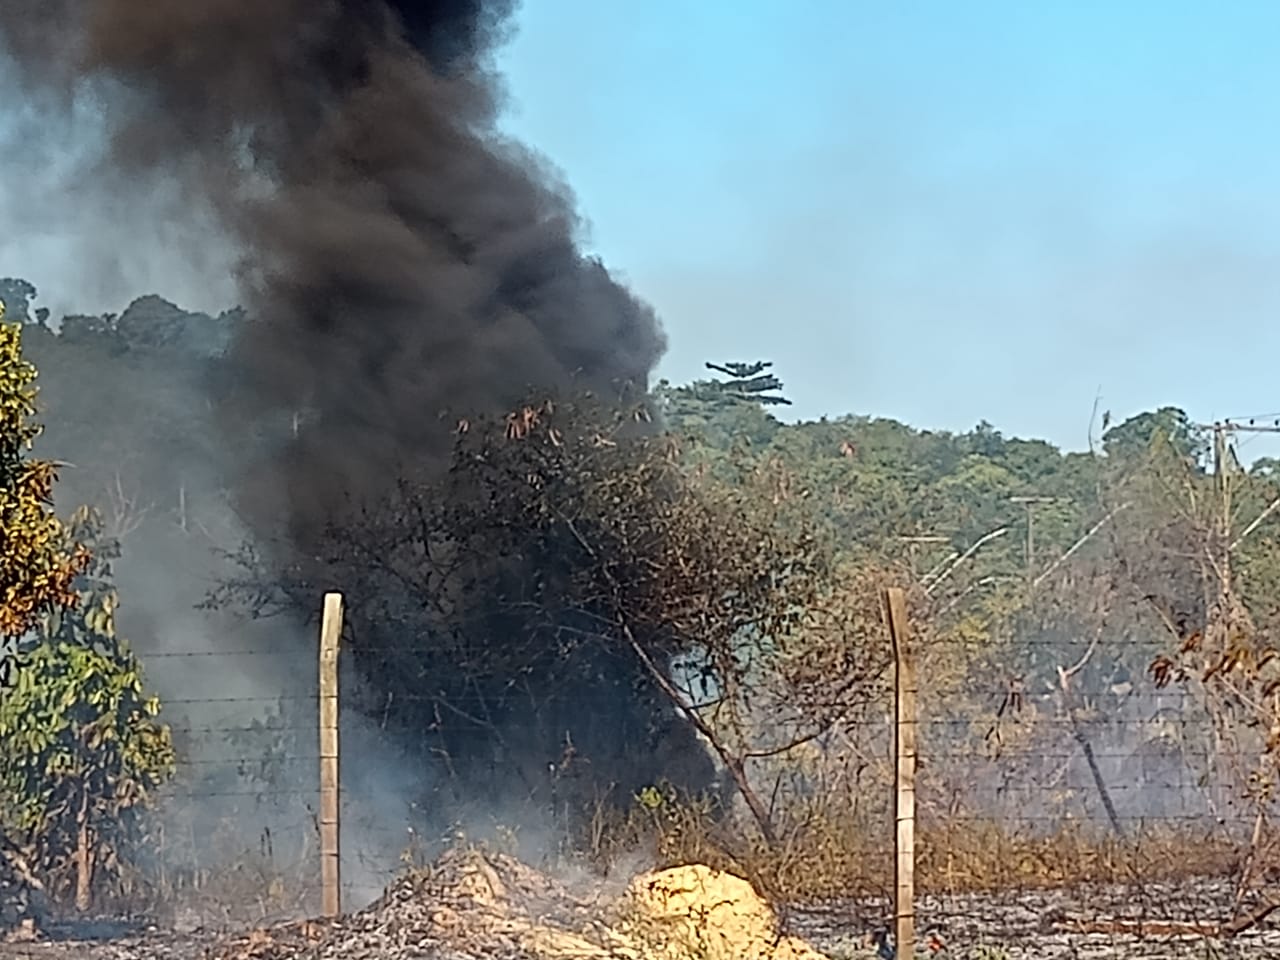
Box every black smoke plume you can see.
[0,0,666,552]
[0,1,696,858]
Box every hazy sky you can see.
[2,3,1278,458]
[497,0,1280,457]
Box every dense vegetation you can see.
[4,275,1280,916]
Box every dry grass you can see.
[916,819,1240,894]
[578,785,1245,904]
[158,853,317,924]
[112,850,317,929]
[69,787,1247,928]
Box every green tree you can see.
[0,507,174,912]
[1102,406,1208,466]
[0,301,88,637]
[0,303,171,913]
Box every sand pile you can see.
[611,864,828,960]
[211,847,830,960]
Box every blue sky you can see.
[3,3,1278,458]
[496,1,1280,457]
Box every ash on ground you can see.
[795,876,1280,959]
[4,850,1280,959]
[2,847,824,960]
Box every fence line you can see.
[10,590,1273,948]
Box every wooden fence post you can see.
[882,587,916,958]
[319,592,344,918]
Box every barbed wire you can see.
[134,635,1206,657]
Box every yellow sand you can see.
[608,864,829,960]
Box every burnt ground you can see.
[3,875,1280,959]
[790,877,1280,958]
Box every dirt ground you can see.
[3,860,1280,960]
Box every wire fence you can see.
[95,623,1280,955]
[786,619,1280,957]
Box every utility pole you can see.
[1197,419,1280,481]
[1009,496,1058,584]
[1212,424,1232,594]
[1192,419,1280,595]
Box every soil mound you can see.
[612,864,828,960]
[211,848,830,960]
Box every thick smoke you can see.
[0,0,673,907]
[0,0,665,550]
